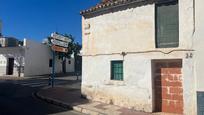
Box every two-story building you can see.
[81,0,204,114]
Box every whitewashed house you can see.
[81,0,204,114]
[0,39,75,77]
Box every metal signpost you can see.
[50,33,70,87]
[51,50,55,88]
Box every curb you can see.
[34,91,106,115]
[34,92,72,109]
[0,77,27,80]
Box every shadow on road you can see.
[0,76,85,115]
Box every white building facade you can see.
[81,0,204,114]
[0,39,75,77]
[194,0,204,115]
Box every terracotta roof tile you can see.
[80,0,149,15]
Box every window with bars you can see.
[111,61,123,81]
[155,0,179,48]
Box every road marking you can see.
[20,81,48,85]
[29,84,49,87]
[12,79,68,88]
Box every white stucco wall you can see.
[194,0,204,92]
[24,40,74,76]
[82,1,194,55]
[24,40,52,76]
[66,58,75,72]
[82,0,196,114]
[0,55,8,75]
[0,47,25,77]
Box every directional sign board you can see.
[50,33,71,53]
[51,33,72,43]
[51,39,68,47]
[52,45,68,53]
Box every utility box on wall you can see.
[197,92,204,115]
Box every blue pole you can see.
[52,50,55,88]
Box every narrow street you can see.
[0,76,83,115]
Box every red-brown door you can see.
[153,60,183,114]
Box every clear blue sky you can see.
[0,0,99,43]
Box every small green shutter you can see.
[156,0,179,48]
[111,61,123,80]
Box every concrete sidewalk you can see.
[0,76,27,80]
[36,87,151,115]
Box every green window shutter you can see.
[156,0,179,48]
[111,61,123,80]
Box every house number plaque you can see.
[186,52,193,59]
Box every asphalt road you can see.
[0,77,83,115]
